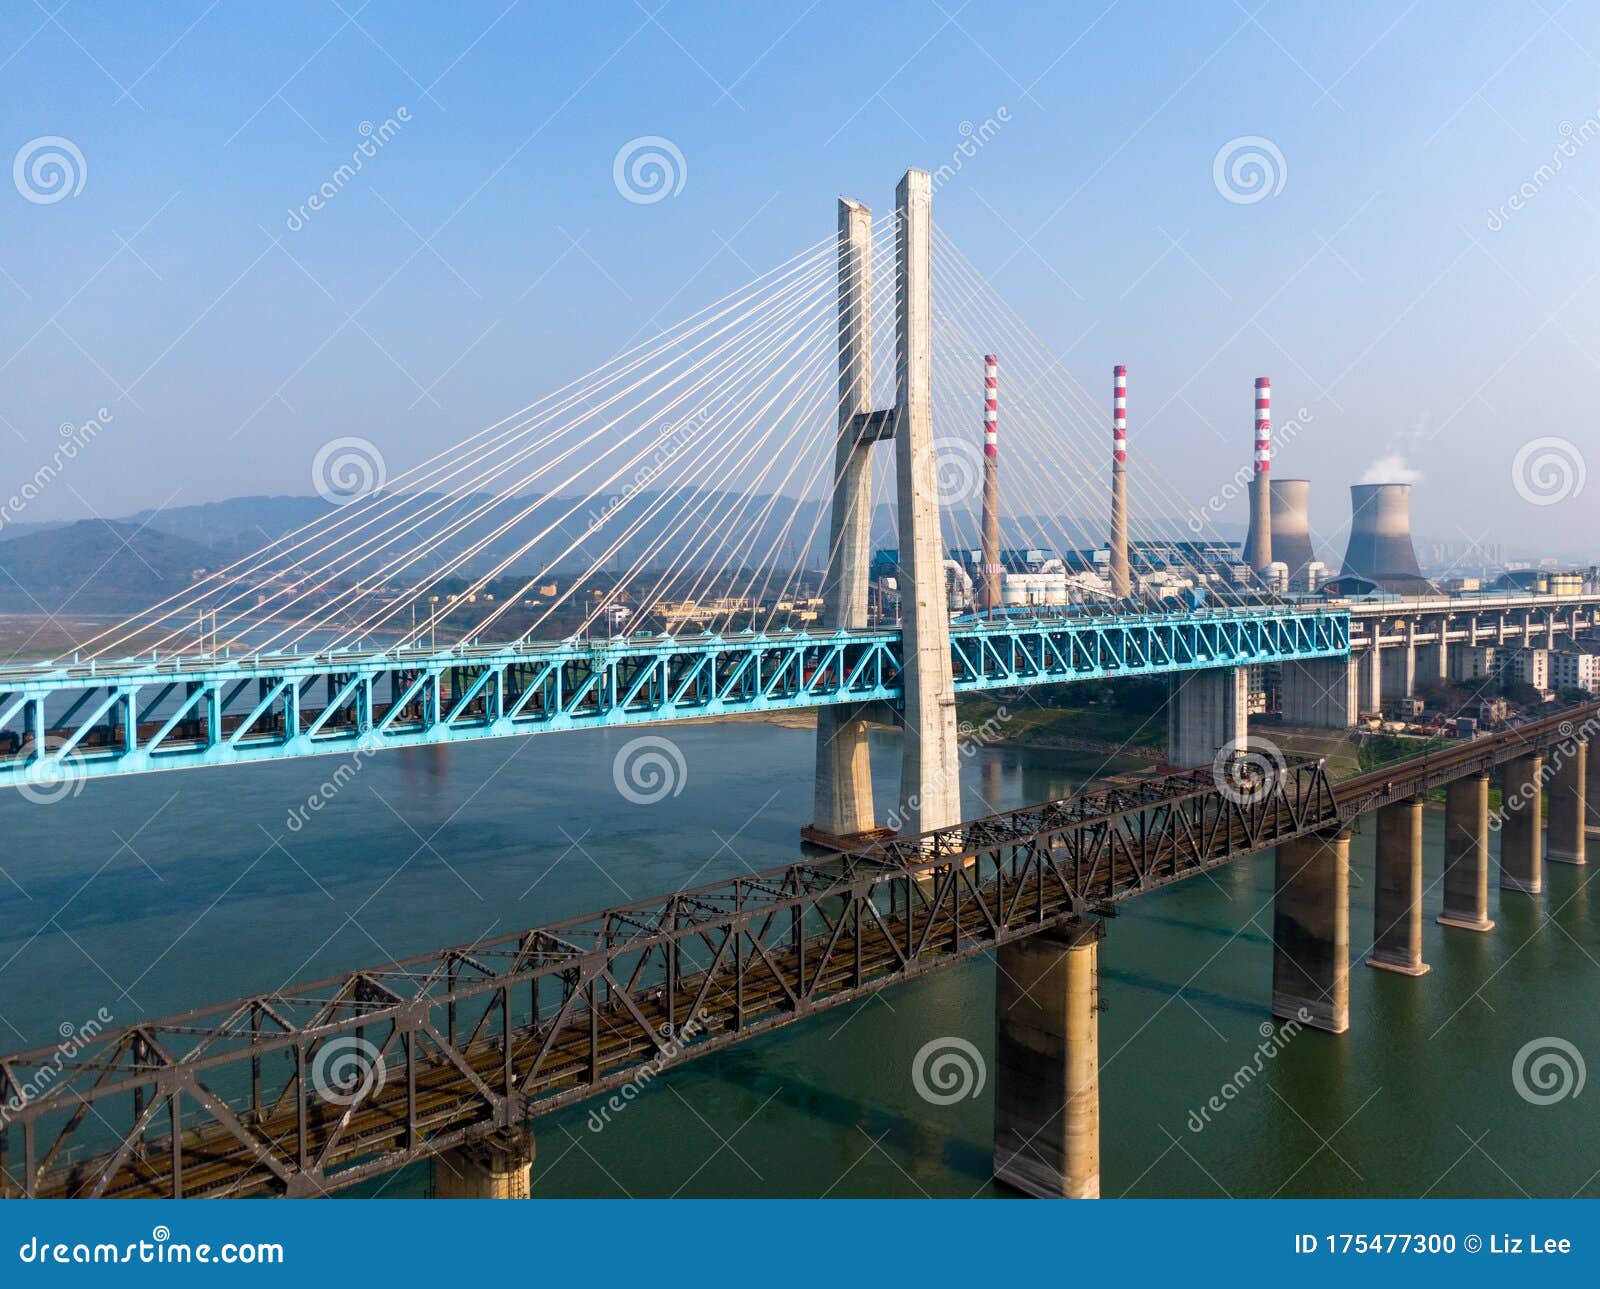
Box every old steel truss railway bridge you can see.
[3,699,1593,1200]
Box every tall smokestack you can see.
[979,353,1001,613]
[1109,364,1130,598]
[1268,478,1315,589]
[1341,483,1430,591]
[1243,376,1273,575]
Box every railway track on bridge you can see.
[3,700,1595,1199]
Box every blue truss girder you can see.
[0,608,1349,786]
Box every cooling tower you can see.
[1340,483,1428,591]
[1268,478,1315,588]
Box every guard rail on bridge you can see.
[0,606,1348,787]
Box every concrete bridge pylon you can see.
[893,168,962,836]
[810,196,881,845]
[810,169,962,843]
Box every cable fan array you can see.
[77,219,1252,664]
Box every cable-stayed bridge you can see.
[4,168,1599,1202]
[0,608,1347,786]
[6,168,1586,817]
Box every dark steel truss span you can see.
[3,699,1595,1200]
[0,761,1340,1199]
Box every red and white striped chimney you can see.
[1244,375,1274,574]
[1255,376,1271,475]
[980,354,1001,612]
[1109,365,1130,597]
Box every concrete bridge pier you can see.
[1356,648,1382,715]
[1545,740,1587,866]
[1367,797,1429,975]
[1416,640,1448,687]
[1588,740,1600,841]
[1499,753,1544,894]
[1380,643,1416,701]
[1166,667,1246,768]
[1438,773,1494,931]
[1271,828,1351,1033]
[1279,656,1357,728]
[993,921,1101,1199]
[432,1128,534,1199]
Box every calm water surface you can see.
[0,721,1595,1198]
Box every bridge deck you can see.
[0,607,1348,787]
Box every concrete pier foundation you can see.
[1546,740,1587,866]
[892,168,961,836]
[1416,640,1448,686]
[1588,738,1600,840]
[1356,648,1382,715]
[1438,773,1494,931]
[1499,754,1544,894]
[1368,798,1429,975]
[993,922,1101,1199]
[1271,829,1351,1033]
[432,1129,534,1199]
[1279,656,1357,728]
[1166,667,1247,769]
[1380,644,1416,701]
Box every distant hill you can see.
[0,520,217,611]
[0,489,1249,617]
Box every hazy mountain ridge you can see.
[0,491,1250,615]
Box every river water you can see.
[0,720,1594,1198]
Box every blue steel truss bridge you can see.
[0,607,1347,788]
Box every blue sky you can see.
[2,1,1598,556]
